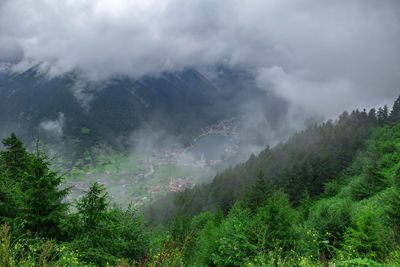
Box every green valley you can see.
[1,96,400,266]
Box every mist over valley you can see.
[1,1,400,265]
[0,64,290,206]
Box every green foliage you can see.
[2,95,400,266]
[385,186,400,242]
[343,204,392,260]
[189,192,300,266]
[389,95,400,123]
[1,223,90,267]
[76,182,109,232]
[351,162,387,201]
[336,258,381,267]
[242,171,271,212]
[0,171,21,220]
[66,183,150,265]
[393,165,400,190]
[211,203,257,266]
[254,191,299,252]
[307,198,352,254]
[0,135,69,239]
[189,211,223,266]
[0,133,30,179]
[23,143,70,238]
[81,127,91,134]
[298,190,313,219]
[148,104,382,223]
[168,215,192,242]
[135,232,192,267]
[377,105,389,125]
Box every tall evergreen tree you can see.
[0,134,29,223]
[23,142,70,237]
[0,133,29,181]
[387,166,400,242]
[351,162,386,201]
[390,95,400,122]
[76,182,109,232]
[368,108,377,121]
[242,171,271,212]
[0,167,21,220]
[377,105,389,124]
[298,189,313,219]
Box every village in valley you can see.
[63,118,240,207]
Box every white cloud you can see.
[257,66,358,119]
[1,0,399,115]
[39,113,65,138]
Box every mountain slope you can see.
[1,96,400,266]
[0,66,287,157]
[146,97,399,224]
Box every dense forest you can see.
[1,95,400,266]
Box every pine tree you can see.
[255,190,298,251]
[368,108,376,119]
[242,171,271,212]
[76,182,109,232]
[368,108,377,125]
[365,161,386,191]
[0,133,29,181]
[0,168,21,219]
[387,167,400,242]
[389,95,400,122]
[298,190,313,219]
[351,162,386,201]
[23,141,70,237]
[377,105,389,125]
[0,134,29,222]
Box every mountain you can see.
[0,66,287,158]
[0,67,215,145]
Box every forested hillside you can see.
[146,98,399,223]
[1,96,400,266]
[0,66,286,160]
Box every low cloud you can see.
[69,77,109,111]
[257,66,359,121]
[0,0,399,117]
[0,39,23,63]
[39,112,65,138]
[128,126,184,157]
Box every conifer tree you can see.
[298,190,312,219]
[0,134,29,221]
[368,108,376,120]
[377,105,389,124]
[0,168,20,220]
[76,182,109,232]
[242,171,271,212]
[23,141,70,237]
[389,95,400,122]
[0,133,29,181]
[351,162,386,201]
[387,166,400,242]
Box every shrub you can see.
[307,198,352,257]
[343,204,393,260]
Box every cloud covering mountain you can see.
[1,0,399,117]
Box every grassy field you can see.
[58,145,207,207]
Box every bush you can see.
[254,190,299,252]
[211,203,256,266]
[343,204,393,260]
[307,198,352,257]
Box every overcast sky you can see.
[1,0,400,117]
